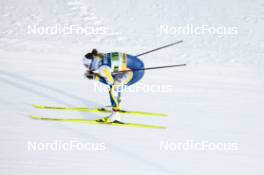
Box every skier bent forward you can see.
[83,49,144,123]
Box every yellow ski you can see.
[32,104,167,117]
[31,115,166,129]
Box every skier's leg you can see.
[113,71,133,85]
[96,65,114,85]
[104,85,121,122]
[106,72,133,122]
[110,71,133,110]
[109,85,122,110]
[97,68,133,122]
[96,85,122,123]
[109,87,119,111]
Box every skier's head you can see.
[84,49,103,59]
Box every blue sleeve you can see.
[90,58,101,71]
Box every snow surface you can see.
[0,0,264,174]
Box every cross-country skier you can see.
[83,49,145,123]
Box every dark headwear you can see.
[84,49,98,59]
[85,49,104,59]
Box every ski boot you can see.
[96,109,124,124]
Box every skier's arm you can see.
[89,57,101,72]
[83,58,103,80]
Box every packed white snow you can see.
[0,0,264,174]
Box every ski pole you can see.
[136,40,183,57]
[114,64,186,74]
[86,64,186,79]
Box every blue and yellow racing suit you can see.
[89,52,144,111]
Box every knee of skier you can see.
[113,71,133,86]
[98,65,114,85]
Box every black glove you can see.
[84,71,95,80]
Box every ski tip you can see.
[32,104,42,108]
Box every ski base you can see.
[32,104,167,117]
[31,116,166,129]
